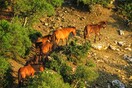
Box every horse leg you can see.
[94,34,97,43]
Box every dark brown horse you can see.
[18,64,44,87]
[52,27,76,45]
[84,21,107,42]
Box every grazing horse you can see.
[52,27,76,45]
[40,41,54,62]
[18,64,44,87]
[35,34,52,48]
[84,21,107,42]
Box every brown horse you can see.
[84,21,107,42]
[35,34,52,48]
[40,41,54,62]
[52,27,76,45]
[18,64,44,87]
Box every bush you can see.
[0,0,9,10]
[0,57,13,88]
[27,69,71,88]
[13,0,64,26]
[49,0,64,7]
[76,0,112,11]
[73,63,98,88]
[117,0,132,24]
[0,20,32,58]
[63,40,91,64]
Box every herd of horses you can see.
[18,21,107,87]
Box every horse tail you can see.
[84,26,87,39]
[18,68,22,87]
[51,32,57,45]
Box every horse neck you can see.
[67,28,75,34]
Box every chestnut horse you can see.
[52,27,76,45]
[40,41,54,62]
[84,21,107,42]
[35,34,52,48]
[18,64,44,87]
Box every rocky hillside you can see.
[9,1,132,88]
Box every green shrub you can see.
[27,69,71,88]
[0,0,9,10]
[49,0,64,7]
[0,20,32,58]
[13,0,63,26]
[0,57,13,88]
[63,40,91,64]
[76,0,112,11]
[73,63,98,88]
[117,0,132,24]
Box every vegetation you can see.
[0,0,9,10]
[63,40,91,64]
[76,0,112,10]
[13,0,63,26]
[0,57,13,88]
[117,0,132,23]
[0,20,32,58]
[27,69,71,88]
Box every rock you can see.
[91,42,109,50]
[123,54,132,62]
[117,41,126,46]
[44,22,48,26]
[109,45,120,51]
[117,29,125,36]
[129,76,132,80]
[111,80,125,88]
[124,47,132,51]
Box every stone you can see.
[92,42,109,50]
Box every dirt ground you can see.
[5,2,132,88]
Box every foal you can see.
[84,21,107,42]
[52,27,76,45]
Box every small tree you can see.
[13,0,64,26]
[0,20,32,58]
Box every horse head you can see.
[71,27,76,36]
[99,21,107,29]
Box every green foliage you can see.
[73,63,98,88]
[117,0,132,23]
[77,0,112,11]
[0,0,9,10]
[27,69,71,88]
[63,40,91,64]
[49,0,64,7]
[0,57,13,88]
[0,20,32,58]
[13,0,63,26]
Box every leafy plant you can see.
[0,57,13,88]
[73,63,98,88]
[27,69,71,88]
[63,40,91,64]
[13,0,63,26]
[117,0,132,25]
[0,20,32,58]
